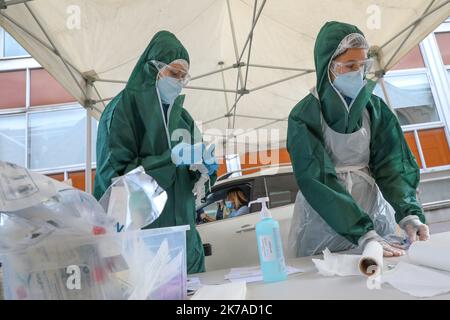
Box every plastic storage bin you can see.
[0,225,189,300]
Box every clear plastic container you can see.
[0,225,189,300]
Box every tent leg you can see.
[85,110,92,194]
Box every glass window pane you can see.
[30,69,76,107]
[0,70,26,109]
[391,46,425,70]
[0,113,26,166]
[419,128,450,168]
[265,174,298,209]
[29,106,97,170]
[374,74,440,126]
[4,32,28,57]
[436,32,450,65]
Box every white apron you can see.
[288,107,397,257]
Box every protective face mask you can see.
[332,69,366,99]
[157,76,183,104]
[225,201,233,209]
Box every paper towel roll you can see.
[408,234,450,272]
[358,241,383,276]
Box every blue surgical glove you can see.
[203,144,218,176]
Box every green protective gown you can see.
[287,21,425,245]
[93,31,216,274]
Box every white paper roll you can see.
[408,234,450,272]
[359,240,383,276]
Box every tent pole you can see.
[379,77,395,113]
[384,0,437,68]
[248,64,314,72]
[249,71,313,92]
[1,0,33,8]
[237,0,267,64]
[0,12,84,77]
[234,114,284,121]
[203,115,226,125]
[85,110,92,194]
[234,0,259,128]
[184,86,239,93]
[190,64,238,81]
[380,0,447,50]
[234,117,288,134]
[24,3,88,101]
[218,62,232,129]
[226,0,244,88]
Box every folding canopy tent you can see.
[1,0,449,192]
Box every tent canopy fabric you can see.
[1,0,449,154]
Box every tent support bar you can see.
[226,93,244,116]
[234,117,288,135]
[1,0,33,8]
[184,86,239,93]
[191,64,237,81]
[248,64,314,72]
[235,0,259,128]
[226,0,244,89]
[95,78,127,84]
[25,3,88,100]
[219,62,232,129]
[203,115,226,125]
[237,0,267,64]
[0,12,83,77]
[380,0,447,50]
[384,0,436,68]
[234,114,282,121]
[85,110,92,193]
[249,71,313,92]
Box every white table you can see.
[193,232,450,300]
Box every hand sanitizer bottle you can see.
[248,197,287,283]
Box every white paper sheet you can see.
[224,265,305,283]
[382,262,450,298]
[408,233,450,272]
[312,248,361,277]
[191,281,247,300]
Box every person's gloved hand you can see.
[203,144,218,176]
[358,231,406,257]
[171,142,204,166]
[399,215,430,243]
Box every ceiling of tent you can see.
[1,0,449,155]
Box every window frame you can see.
[0,27,31,59]
[0,63,96,172]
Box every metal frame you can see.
[0,0,449,188]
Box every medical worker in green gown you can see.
[287,21,430,258]
[94,31,218,274]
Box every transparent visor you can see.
[151,59,191,86]
[330,58,374,76]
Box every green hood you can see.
[126,30,190,91]
[314,21,376,133]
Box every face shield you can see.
[330,33,373,76]
[151,59,191,86]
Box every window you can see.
[0,70,26,108]
[435,32,450,65]
[391,45,425,70]
[0,28,29,58]
[0,113,26,166]
[374,73,440,126]
[29,107,97,170]
[265,174,298,209]
[3,31,28,57]
[30,68,76,106]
